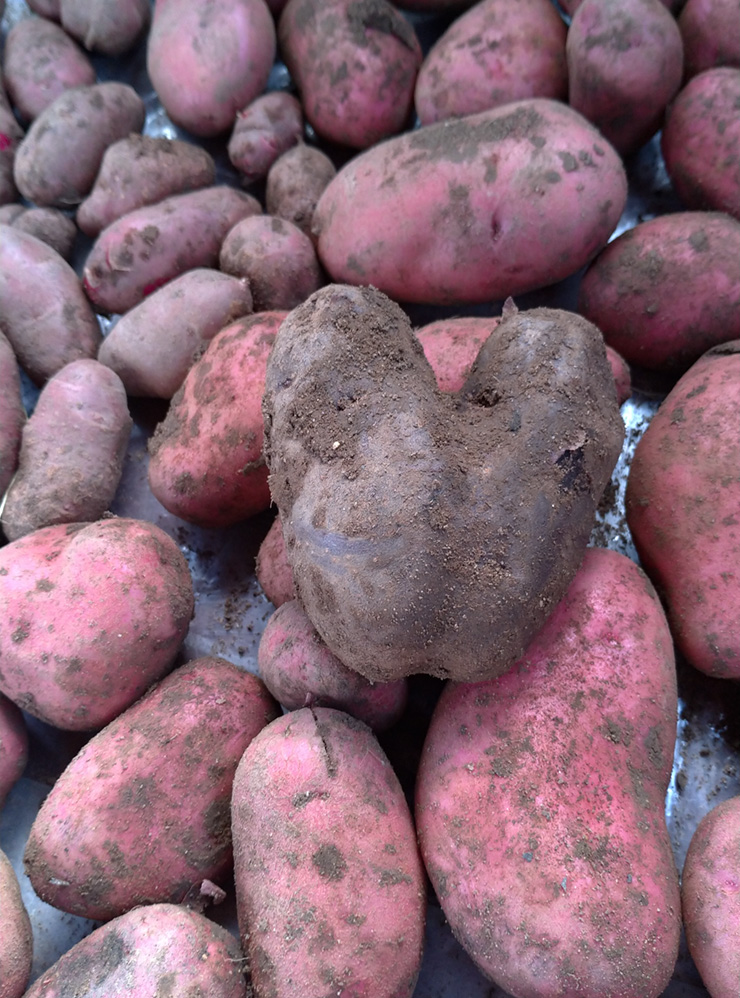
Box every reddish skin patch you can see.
[0,134,12,151]
[143,277,170,297]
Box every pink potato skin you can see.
[228,91,304,182]
[313,98,628,305]
[232,707,426,998]
[0,694,28,813]
[147,0,276,137]
[416,546,680,998]
[679,0,740,79]
[0,330,24,499]
[24,657,279,920]
[0,518,195,731]
[0,84,24,206]
[415,316,501,392]
[256,514,296,606]
[560,0,681,11]
[661,68,740,221]
[579,212,740,374]
[415,0,568,125]
[278,0,423,149]
[681,796,740,998]
[82,186,261,315]
[606,345,632,405]
[0,226,101,385]
[147,312,287,528]
[97,269,254,399]
[22,903,247,998]
[258,600,408,732]
[625,341,740,679]
[11,207,77,261]
[60,0,151,57]
[567,0,684,157]
[0,848,32,998]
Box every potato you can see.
[255,514,296,607]
[263,285,623,683]
[259,600,408,731]
[82,186,261,315]
[681,795,740,998]
[607,344,632,405]
[1,15,96,122]
[415,315,501,393]
[0,517,194,730]
[147,0,276,137]
[415,0,567,125]
[0,848,32,998]
[10,206,77,260]
[27,0,61,15]
[76,133,217,238]
[579,212,740,374]
[313,99,628,304]
[679,0,740,79]
[60,0,150,57]
[220,214,324,311]
[0,329,24,500]
[24,656,279,920]
[662,67,740,220]
[0,694,28,812]
[148,312,286,528]
[232,706,426,998]
[21,903,247,998]
[279,0,423,148]
[0,82,24,207]
[416,546,680,998]
[13,82,145,207]
[625,340,740,679]
[1,359,132,541]
[0,225,101,384]
[228,91,304,182]
[567,0,684,157]
[265,142,336,239]
[98,269,254,399]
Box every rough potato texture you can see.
[228,91,304,182]
[256,514,296,606]
[263,285,624,683]
[0,848,32,998]
[681,795,740,998]
[416,547,680,998]
[265,142,336,239]
[0,330,24,499]
[1,359,133,541]
[313,99,628,305]
[626,340,740,679]
[13,82,146,207]
[24,657,279,920]
[0,225,101,384]
[679,0,740,78]
[76,134,216,238]
[0,694,28,812]
[60,0,150,56]
[21,903,248,998]
[232,707,426,998]
[0,518,195,730]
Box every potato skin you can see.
[625,341,740,679]
[0,694,28,813]
[0,848,32,998]
[681,796,740,998]
[266,143,336,239]
[0,518,195,730]
[679,0,740,79]
[415,316,501,393]
[263,286,623,683]
[60,0,151,57]
[416,547,680,998]
[232,706,426,998]
[256,514,296,606]
[0,330,24,499]
[313,99,628,305]
[24,657,279,920]
[22,903,247,998]
[11,207,77,261]
[228,91,304,182]
[0,86,24,206]
[579,212,740,373]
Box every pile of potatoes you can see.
[1,0,740,996]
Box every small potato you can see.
[60,0,150,57]
[415,315,501,393]
[679,0,740,79]
[11,206,77,260]
[98,269,254,399]
[13,81,146,207]
[1,359,132,541]
[21,903,247,998]
[0,694,28,812]
[76,133,217,238]
[0,225,101,384]
[83,186,261,315]
[0,329,24,499]
[1,16,96,122]
[0,517,195,730]
[682,796,740,998]
[255,514,296,607]
[607,344,632,405]
[24,657,279,920]
[232,707,426,998]
[220,214,324,311]
[228,91,304,182]
[0,848,32,998]
[265,142,336,238]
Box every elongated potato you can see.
[416,547,680,998]
[0,848,32,998]
[313,99,628,304]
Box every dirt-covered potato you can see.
[263,285,623,684]
[0,82,25,206]
[265,142,336,239]
[228,91,304,182]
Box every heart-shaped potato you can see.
[262,285,623,683]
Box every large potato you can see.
[313,99,628,304]
[263,285,623,683]
[416,547,680,998]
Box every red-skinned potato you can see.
[232,706,426,998]
[0,848,32,998]
[0,694,28,812]
[27,0,61,15]
[255,514,296,606]
[228,91,304,183]
[147,0,276,137]
[681,795,740,998]
[626,340,740,679]
[415,315,502,393]
[0,518,195,731]
[606,344,632,405]
[679,0,740,79]
[10,206,77,261]
[60,0,150,57]
[265,142,336,239]
[0,81,24,206]
[0,329,24,499]
[24,657,279,920]
[416,546,680,998]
